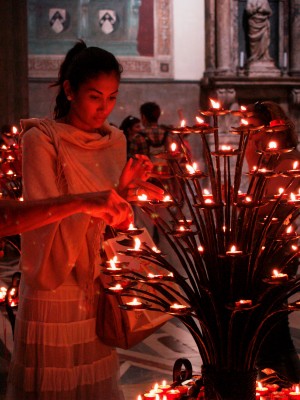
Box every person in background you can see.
[119,115,143,160]
[6,40,164,400]
[245,100,300,385]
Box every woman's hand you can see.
[118,155,165,202]
[80,190,133,229]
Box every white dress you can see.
[6,119,126,400]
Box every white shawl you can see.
[20,118,126,290]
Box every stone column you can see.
[215,0,232,75]
[0,0,29,128]
[290,0,300,76]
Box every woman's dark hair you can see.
[119,116,140,137]
[52,40,123,119]
[247,101,298,148]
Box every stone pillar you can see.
[204,0,216,77]
[290,0,300,76]
[215,0,232,75]
[0,0,29,128]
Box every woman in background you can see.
[7,40,163,399]
[245,100,300,384]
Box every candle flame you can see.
[272,269,279,277]
[291,245,298,251]
[186,164,196,174]
[109,256,118,269]
[296,385,299,393]
[128,223,135,230]
[245,196,252,202]
[196,116,204,124]
[221,145,231,151]
[138,193,148,201]
[137,395,142,400]
[163,195,171,202]
[210,98,220,109]
[198,245,204,252]
[241,118,249,125]
[268,141,277,149]
[111,283,122,290]
[241,105,246,111]
[293,161,299,170]
[18,197,24,202]
[180,120,186,128]
[134,238,141,250]
[230,245,237,252]
[12,126,18,134]
[278,188,284,195]
[203,189,210,195]
[152,246,161,253]
[170,142,177,152]
[286,225,293,234]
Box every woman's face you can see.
[129,122,142,137]
[66,72,119,132]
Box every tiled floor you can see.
[0,258,299,400]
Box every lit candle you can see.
[235,299,252,309]
[288,193,300,205]
[256,381,269,396]
[169,303,188,314]
[138,193,148,202]
[210,98,221,110]
[226,245,243,256]
[158,380,171,393]
[265,141,278,152]
[271,269,288,282]
[194,116,209,128]
[166,388,181,399]
[143,391,156,399]
[170,142,179,154]
[127,238,142,253]
[289,385,300,399]
[0,286,7,302]
[106,256,122,272]
[126,298,143,308]
[198,245,204,253]
[108,283,124,293]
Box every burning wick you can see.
[210,98,220,109]
[266,141,278,151]
[126,298,142,306]
[271,269,288,282]
[226,245,243,255]
[241,118,249,126]
[235,299,252,309]
[109,283,123,292]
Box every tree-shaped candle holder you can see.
[102,106,300,400]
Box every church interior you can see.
[0,1,299,399]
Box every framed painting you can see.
[28,0,173,79]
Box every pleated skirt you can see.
[6,274,124,400]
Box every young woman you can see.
[6,41,163,399]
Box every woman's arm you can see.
[0,190,133,237]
